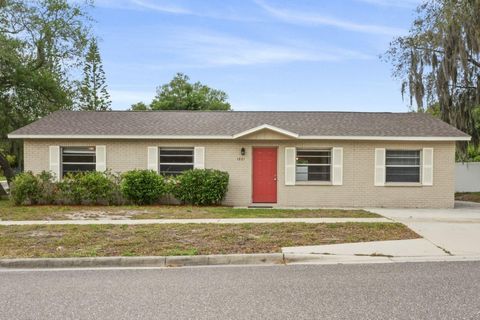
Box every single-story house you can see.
[8,111,470,208]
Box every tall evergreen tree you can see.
[79,38,111,111]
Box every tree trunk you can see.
[0,153,14,184]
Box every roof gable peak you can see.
[232,124,299,139]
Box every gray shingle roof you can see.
[8,110,470,140]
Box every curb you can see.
[2,253,480,269]
[0,253,286,269]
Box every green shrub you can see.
[58,171,122,205]
[172,169,229,205]
[120,170,166,205]
[37,171,57,204]
[10,172,42,205]
[58,173,86,205]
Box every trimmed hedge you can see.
[58,171,122,205]
[172,169,229,205]
[120,170,167,205]
[9,168,229,206]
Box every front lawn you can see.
[0,199,379,221]
[455,192,480,203]
[0,223,418,258]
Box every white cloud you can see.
[93,0,190,13]
[130,0,191,14]
[255,0,406,36]
[160,30,372,67]
[92,0,261,22]
[355,0,422,8]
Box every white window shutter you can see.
[194,147,205,169]
[332,147,343,185]
[49,146,60,181]
[147,147,158,172]
[285,147,296,186]
[422,148,434,186]
[95,145,106,172]
[374,148,386,186]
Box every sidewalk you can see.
[282,238,448,257]
[370,201,480,256]
[0,217,392,226]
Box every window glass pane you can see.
[386,150,420,166]
[385,150,421,183]
[61,147,96,177]
[296,165,309,181]
[62,154,96,163]
[159,148,194,176]
[295,149,331,182]
[159,155,193,164]
[296,150,331,157]
[62,163,96,176]
[296,154,331,165]
[62,146,96,153]
[295,166,331,181]
[386,150,419,157]
[160,164,194,176]
[307,165,331,181]
[160,148,194,156]
[386,167,420,183]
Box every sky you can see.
[89,0,421,111]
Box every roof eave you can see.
[7,133,471,141]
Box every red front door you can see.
[252,148,277,203]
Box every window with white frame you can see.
[159,148,194,176]
[295,149,331,182]
[385,150,421,183]
[61,147,96,177]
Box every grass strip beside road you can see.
[0,199,379,221]
[0,223,418,258]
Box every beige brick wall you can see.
[23,138,456,208]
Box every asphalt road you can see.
[1,261,480,320]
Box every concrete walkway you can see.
[282,238,448,257]
[281,201,480,264]
[370,201,480,256]
[0,217,391,226]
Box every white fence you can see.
[456,162,480,192]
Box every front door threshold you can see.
[248,204,274,208]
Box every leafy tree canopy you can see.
[0,0,92,181]
[148,73,231,111]
[130,101,148,111]
[384,0,480,154]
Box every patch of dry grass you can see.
[455,192,480,203]
[0,199,379,221]
[0,223,419,258]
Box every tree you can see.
[78,38,111,111]
[384,0,480,153]
[150,73,231,111]
[130,101,148,111]
[0,0,92,182]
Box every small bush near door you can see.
[120,170,167,205]
[172,169,229,205]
